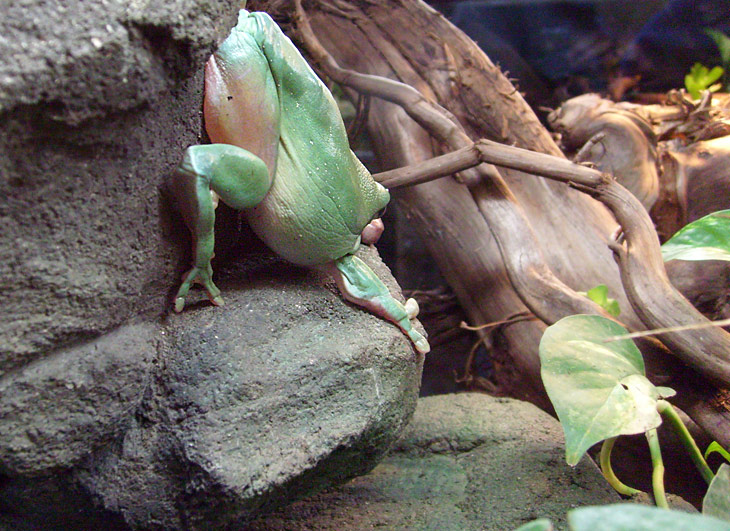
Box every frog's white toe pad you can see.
[405,298,419,319]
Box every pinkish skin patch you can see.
[361,218,385,245]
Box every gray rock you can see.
[0,0,245,377]
[0,1,423,528]
[0,0,241,373]
[0,323,156,476]
[249,393,622,530]
[74,247,423,530]
[0,0,240,122]
[1,246,422,531]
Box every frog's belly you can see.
[244,151,363,266]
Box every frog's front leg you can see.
[171,143,272,312]
[329,254,430,354]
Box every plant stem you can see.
[599,437,642,496]
[646,428,668,508]
[657,400,715,485]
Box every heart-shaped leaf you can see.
[568,504,730,530]
[662,210,730,262]
[539,315,675,465]
[704,463,730,522]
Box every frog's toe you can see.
[413,334,431,355]
[202,280,224,308]
[173,265,223,312]
[361,218,385,245]
[405,298,420,319]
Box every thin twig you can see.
[460,311,536,331]
[346,92,370,143]
[606,317,730,342]
[456,312,534,391]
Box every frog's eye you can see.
[375,206,387,219]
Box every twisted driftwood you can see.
[250,0,730,446]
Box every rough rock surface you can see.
[0,1,424,528]
[249,393,622,530]
[1,240,422,531]
[0,0,243,374]
[76,247,422,530]
[0,323,157,476]
[1,0,240,122]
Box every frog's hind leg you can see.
[329,254,430,354]
[171,143,272,312]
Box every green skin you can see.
[171,9,429,354]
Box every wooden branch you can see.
[377,136,730,388]
[375,140,604,189]
[599,184,730,388]
[547,96,659,211]
[293,0,472,154]
[375,145,477,188]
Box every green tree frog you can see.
[170,9,429,354]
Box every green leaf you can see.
[539,315,675,465]
[568,504,730,530]
[685,63,724,99]
[704,463,730,522]
[662,210,730,262]
[706,441,730,463]
[513,518,553,531]
[706,29,730,69]
[584,284,621,317]
[707,66,724,84]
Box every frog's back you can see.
[239,11,389,265]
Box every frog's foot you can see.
[329,255,430,354]
[170,143,272,313]
[174,264,224,312]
